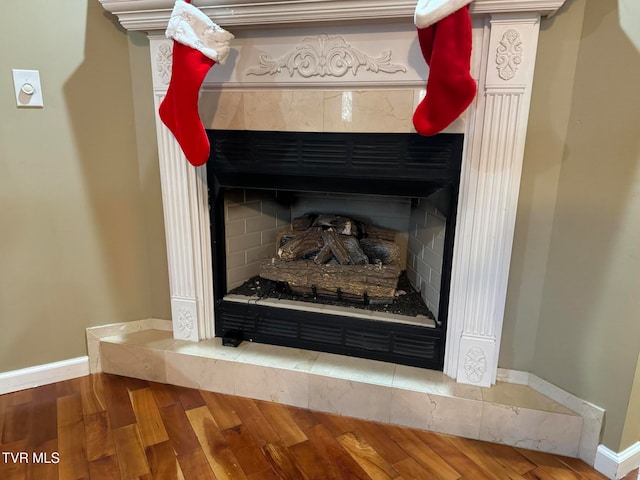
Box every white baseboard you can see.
[594,442,640,479]
[0,356,90,395]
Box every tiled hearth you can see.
[87,320,603,463]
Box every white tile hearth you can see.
[480,403,583,457]
[92,323,587,458]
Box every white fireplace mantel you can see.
[101,0,566,387]
[100,0,565,29]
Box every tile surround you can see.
[323,90,414,133]
[91,321,590,460]
[200,90,244,130]
[200,89,432,133]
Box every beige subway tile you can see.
[423,246,443,273]
[262,200,290,219]
[415,258,431,284]
[224,189,245,204]
[245,189,276,202]
[426,211,446,228]
[276,215,292,227]
[226,251,246,270]
[408,236,424,261]
[225,219,246,238]
[227,232,262,254]
[426,284,440,313]
[227,201,262,221]
[245,214,278,234]
[430,269,442,289]
[406,265,418,287]
[246,244,276,264]
[433,234,445,254]
[261,227,282,245]
[416,225,435,248]
[227,264,259,289]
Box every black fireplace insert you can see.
[206,129,463,370]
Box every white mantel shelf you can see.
[100,0,566,30]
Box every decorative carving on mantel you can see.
[156,43,172,85]
[246,34,407,78]
[176,308,194,337]
[463,346,487,383]
[496,29,523,81]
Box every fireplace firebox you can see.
[207,129,463,370]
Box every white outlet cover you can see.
[12,69,44,108]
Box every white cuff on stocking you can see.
[415,0,473,28]
[166,0,235,64]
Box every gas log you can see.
[260,259,401,301]
[261,214,402,302]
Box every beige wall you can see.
[127,31,172,320]
[620,353,640,451]
[619,0,640,52]
[0,0,169,373]
[503,0,640,451]
[501,0,586,371]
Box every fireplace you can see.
[207,129,463,369]
[99,0,567,387]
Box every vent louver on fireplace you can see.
[206,130,463,370]
[207,130,463,197]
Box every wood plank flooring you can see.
[0,373,619,479]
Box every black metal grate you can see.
[300,322,343,345]
[393,333,438,358]
[220,310,257,331]
[256,313,298,338]
[207,130,463,197]
[215,302,443,369]
[345,329,390,352]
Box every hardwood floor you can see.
[0,373,616,479]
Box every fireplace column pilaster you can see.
[148,35,214,341]
[445,13,541,386]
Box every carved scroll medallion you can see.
[496,29,523,81]
[246,34,407,78]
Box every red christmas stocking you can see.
[413,1,476,136]
[159,0,234,166]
